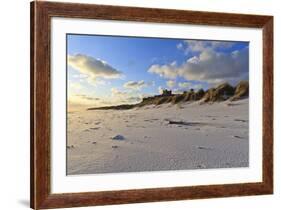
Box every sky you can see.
[67,34,249,109]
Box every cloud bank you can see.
[178,40,235,55]
[68,94,101,107]
[111,88,142,104]
[148,46,248,85]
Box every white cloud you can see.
[68,81,88,96]
[74,94,100,101]
[211,41,235,49]
[184,40,207,52]
[111,87,127,97]
[177,82,203,92]
[148,61,178,79]
[182,40,235,53]
[148,47,248,84]
[176,43,183,50]
[68,54,122,83]
[72,74,87,79]
[68,94,101,106]
[178,82,191,88]
[86,77,108,86]
[191,84,204,90]
[68,82,83,91]
[123,80,153,90]
[111,88,142,104]
[172,89,184,94]
[166,80,176,88]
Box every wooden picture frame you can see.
[30,1,273,209]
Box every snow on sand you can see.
[67,99,249,175]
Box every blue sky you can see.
[67,34,249,108]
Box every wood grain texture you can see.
[30,2,34,208]
[262,17,274,192]
[30,1,273,209]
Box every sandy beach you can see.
[67,99,249,175]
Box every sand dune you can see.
[67,99,249,175]
[88,81,249,110]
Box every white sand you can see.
[67,99,249,175]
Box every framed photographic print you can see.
[30,1,273,209]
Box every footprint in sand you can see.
[111,135,125,141]
[67,145,75,149]
[112,145,119,149]
[225,162,231,167]
[206,115,216,118]
[196,164,206,169]
[232,135,244,139]
[144,118,159,123]
[196,146,213,150]
[234,119,247,123]
[90,127,100,130]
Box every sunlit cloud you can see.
[166,80,176,88]
[111,88,142,105]
[68,54,122,85]
[68,82,84,91]
[148,47,248,85]
[123,80,153,90]
[178,40,235,54]
[68,94,101,106]
[148,61,178,79]
[124,81,145,90]
[72,74,88,79]
[174,83,204,94]
[68,81,88,97]
[178,82,191,88]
